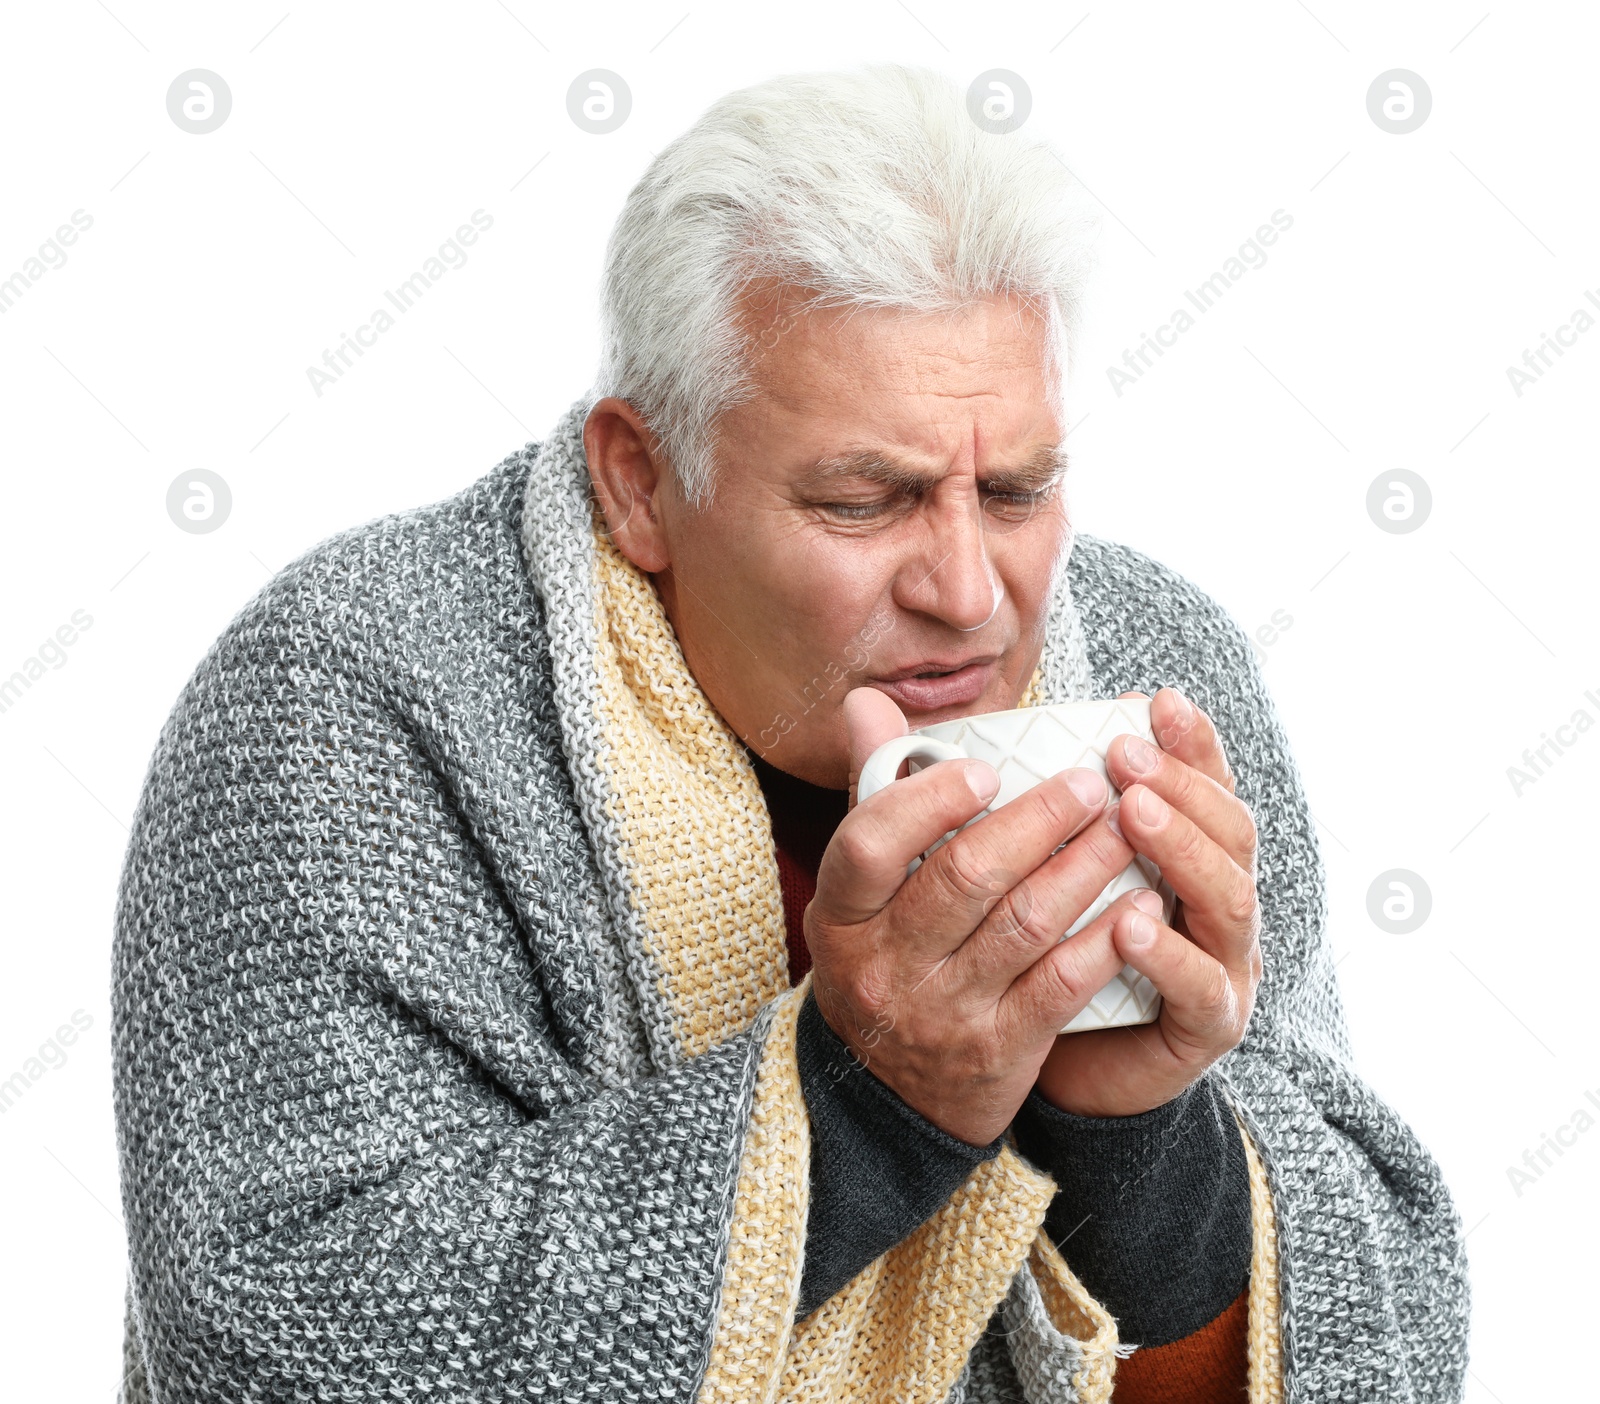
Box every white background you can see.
[2,2,1595,1398]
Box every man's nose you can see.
[897,489,1003,632]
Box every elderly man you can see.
[113,65,1468,1404]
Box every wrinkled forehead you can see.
[728,280,1060,429]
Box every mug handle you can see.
[856,735,970,805]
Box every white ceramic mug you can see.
[856,696,1173,1033]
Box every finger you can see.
[1105,730,1256,872]
[1114,783,1258,972]
[1149,687,1234,793]
[1110,903,1249,1064]
[939,813,1135,1006]
[899,766,1116,970]
[843,686,909,813]
[815,756,1002,926]
[995,888,1157,1047]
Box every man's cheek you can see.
[757,712,796,751]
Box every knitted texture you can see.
[697,984,810,1400]
[1009,1074,1252,1346]
[1240,1109,1285,1403]
[793,988,1010,1319]
[112,395,1468,1402]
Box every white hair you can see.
[592,63,1101,510]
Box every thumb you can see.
[842,686,909,812]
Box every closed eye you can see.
[820,499,897,519]
[818,482,1058,521]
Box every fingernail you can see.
[1105,803,1124,840]
[1131,888,1164,916]
[965,761,1000,802]
[1170,689,1194,725]
[1136,787,1168,826]
[1125,912,1156,948]
[1065,768,1106,807]
[1123,736,1159,774]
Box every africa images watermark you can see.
[1106,210,1294,397]
[304,209,494,397]
[1504,283,1599,397]
[753,610,902,758]
[1,209,94,315]
[0,1010,93,1115]
[1246,608,1295,668]
[1506,1084,1600,1198]
[1505,686,1600,796]
[0,609,95,717]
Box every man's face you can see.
[598,284,1072,790]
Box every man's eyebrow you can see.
[800,451,936,492]
[800,444,1069,491]
[980,444,1071,490]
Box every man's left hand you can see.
[1032,686,1263,1117]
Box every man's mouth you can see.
[870,656,999,712]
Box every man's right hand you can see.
[803,685,1163,1147]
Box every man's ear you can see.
[582,398,672,572]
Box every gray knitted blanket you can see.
[112,399,1469,1402]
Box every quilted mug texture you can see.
[859,697,1174,1033]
